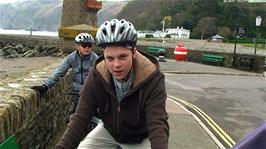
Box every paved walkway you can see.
[160,59,263,149]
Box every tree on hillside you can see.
[193,17,216,40]
[217,27,232,39]
[190,0,222,17]
[163,16,172,29]
[117,0,266,39]
[218,4,243,29]
[172,12,194,31]
[188,0,222,25]
[118,0,164,30]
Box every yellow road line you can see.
[168,98,226,149]
[168,95,236,147]
[184,101,235,147]
[186,100,236,145]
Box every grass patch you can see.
[240,43,266,50]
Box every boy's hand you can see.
[31,84,49,94]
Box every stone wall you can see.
[137,45,265,73]
[0,34,102,55]
[0,62,71,148]
[0,35,73,52]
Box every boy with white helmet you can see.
[56,19,169,149]
[31,33,99,124]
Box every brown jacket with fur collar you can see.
[56,50,169,149]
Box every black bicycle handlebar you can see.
[67,92,80,96]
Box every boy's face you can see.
[75,44,91,55]
[104,46,136,81]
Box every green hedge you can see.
[145,34,154,38]
[225,38,266,44]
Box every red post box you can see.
[174,43,187,61]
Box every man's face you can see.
[75,44,91,55]
[104,46,135,81]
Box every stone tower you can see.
[60,0,102,28]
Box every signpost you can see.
[233,24,239,68]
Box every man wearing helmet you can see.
[56,19,169,149]
[31,33,99,124]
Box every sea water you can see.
[0,29,58,36]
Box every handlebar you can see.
[67,92,80,96]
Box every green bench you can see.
[202,54,224,66]
[144,47,166,62]
[0,136,19,149]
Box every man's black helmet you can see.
[96,19,137,47]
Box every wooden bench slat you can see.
[202,54,224,66]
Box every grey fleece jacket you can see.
[44,50,98,91]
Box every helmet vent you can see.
[119,27,125,34]
[111,24,116,33]
[102,29,107,36]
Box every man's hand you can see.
[31,84,49,94]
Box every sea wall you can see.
[0,60,71,148]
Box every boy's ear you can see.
[133,48,137,59]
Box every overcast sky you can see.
[0,0,133,4]
[0,0,21,4]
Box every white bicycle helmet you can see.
[75,33,95,44]
[96,19,137,47]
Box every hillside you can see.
[117,0,183,30]
[97,1,128,25]
[0,0,62,31]
[117,0,266,39]
[0,0,127,31]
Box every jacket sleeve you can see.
[55,69,98,149]
[145,74,169,149]
[43,55,72,88]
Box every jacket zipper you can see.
[117,103,120,135]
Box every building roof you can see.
[211,34,224,39]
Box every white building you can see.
[211,34,224,42]
[137,30,155,38]
[165,26,190,39]
[153,30,167,38]
[224,0,266,2]
[137,26,190,39]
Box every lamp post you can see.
[254,16,262,55]
[233,24,239,68]
[162,20,165,44]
